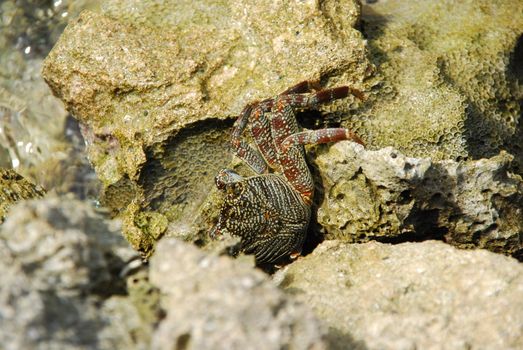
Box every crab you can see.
[212,81,364,264]
[212,170,311,264]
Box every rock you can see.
[41,0,523,258]
[126,265,164,327]
[312,141,523,259]
[1,195,136,295]
[0,0,101,195]
[42,0,371,254]
[354,0,523,165]
[0,196,149,349]
[149,238,326,350]
[0,167,45,223]
[274,240,523,350]
[417,151,523,258]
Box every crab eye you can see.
[215,169,243,192]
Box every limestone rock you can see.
[1,195,136,295]
[149,238,326,350]
[0,196,148,349]
[313,141,523,259]
[275,240,523,350]
[42,0,371,254]
[418,150,523,258]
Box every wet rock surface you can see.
[275,240,523,350]
[0,0,101,196]
[149,238,326,350]
[313,141,523,259]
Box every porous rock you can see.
[0,196,149,349]
[0,167,45,223]
[313,141,523,259]
[149,238,326,350]
[354,0,523,165]
[274,240,523,350]
[42,0,371,254]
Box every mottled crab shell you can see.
[217,173,310,264]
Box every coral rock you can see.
[150,238,326,350]
[275,240,523,350]
[313,141,523,259]
[0,196,147,349]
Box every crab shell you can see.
[216,173,310,264]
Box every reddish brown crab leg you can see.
[281,128,364,152]
[230,101,273,174]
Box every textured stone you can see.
[0,167,45,222]
[275,240,523,350]
[313,141,523,259]
[1,195,136,296]
[0,196,149,349]
[354,0,523,165]
[42,0,371,254]
[149,238,326,350]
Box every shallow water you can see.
[0,0,101,198]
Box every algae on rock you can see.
[357,0,523,165]
[42,0,371,254]
[305,0,523,259]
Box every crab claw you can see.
[209,223,222,239]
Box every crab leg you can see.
[237,82,320,169]
[230,80,324,142]
[230,138,268,174]
[278,148,315,204]
[275,86,365,111]
[279,80,321,95]
[281,128,364,152]
[231,100,273,141]
[268,102,314,202]
[230,100,274,174]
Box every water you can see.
[0,0,101,198]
